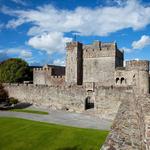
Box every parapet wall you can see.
[101,93,150,150]
[83,46,116,58]
[46,76,65,85]
[126,60,149,71]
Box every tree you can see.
[0,58,32,83]
[0,84,8,103]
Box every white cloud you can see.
[106,0,127,6]
[2,0,150,56]
[122,35,150,53]
[28,32,72,54]
[20,50,32,58]
[4,0,150,36]
[132,35,150,49]
[53,59,65,66]
[122,47,132,53]
[6,48,32,58]
[6,18,26,29]
[11,0,27,6]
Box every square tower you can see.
[82,41,124,85]
[65,42,83,85]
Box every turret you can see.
[126,60,149,94]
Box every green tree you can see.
[0,84,8,103]
[0,58,32,83]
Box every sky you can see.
[0,0,150,66]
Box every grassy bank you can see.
[10,108,49,115]
[0,117,108,150]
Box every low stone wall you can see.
[4,84,132,120]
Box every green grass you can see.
[0,117,108,150]
[10,109,49,115]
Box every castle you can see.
[33,41,150,94]
[4,41,150,149]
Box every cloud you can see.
[123,35,150,53]
[11,0,27,6]
[53,58,65,66]
[20,50,32,58]
[6,18,26,29]
[122,47,132,53]
[132,35,150,49]
[2,0,150,58]
[6,48,32,58]
[28,32,72,54]
[4,0,150,36]
[106,0,127,6]
[0,51,9,62]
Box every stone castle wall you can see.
[4,84,132,120]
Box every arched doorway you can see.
[85,96,94,110]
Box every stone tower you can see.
[65,42,83,85]
[126,60,149,94]
[82,41,124,85]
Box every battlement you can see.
[50,75,65,79]
[83,47,116,58]
[126,60,149,71]
[82,41,122,58]
[33,68,51,71]
[66,42,82,50]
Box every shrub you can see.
[9,97,18,105]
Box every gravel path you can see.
[0,110,112,130]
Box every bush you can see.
[9,98,18,105]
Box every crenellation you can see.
[126,60,149,71]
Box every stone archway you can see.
[85,96,94,110]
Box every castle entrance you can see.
[85,96,94,110]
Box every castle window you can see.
[133,74,136,85]
[121,77,125,84]
[116,78,120,84]
[85,96,94,110]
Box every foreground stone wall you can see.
[101,92,150,150]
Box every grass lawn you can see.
[0,117,108,150]
[10,109,49,115]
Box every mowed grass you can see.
[10,108,49,115]
[0,117,108,150]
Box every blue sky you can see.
[0,0,150,66]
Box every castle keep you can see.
[4,41,150,149]
[34,41,150,94]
